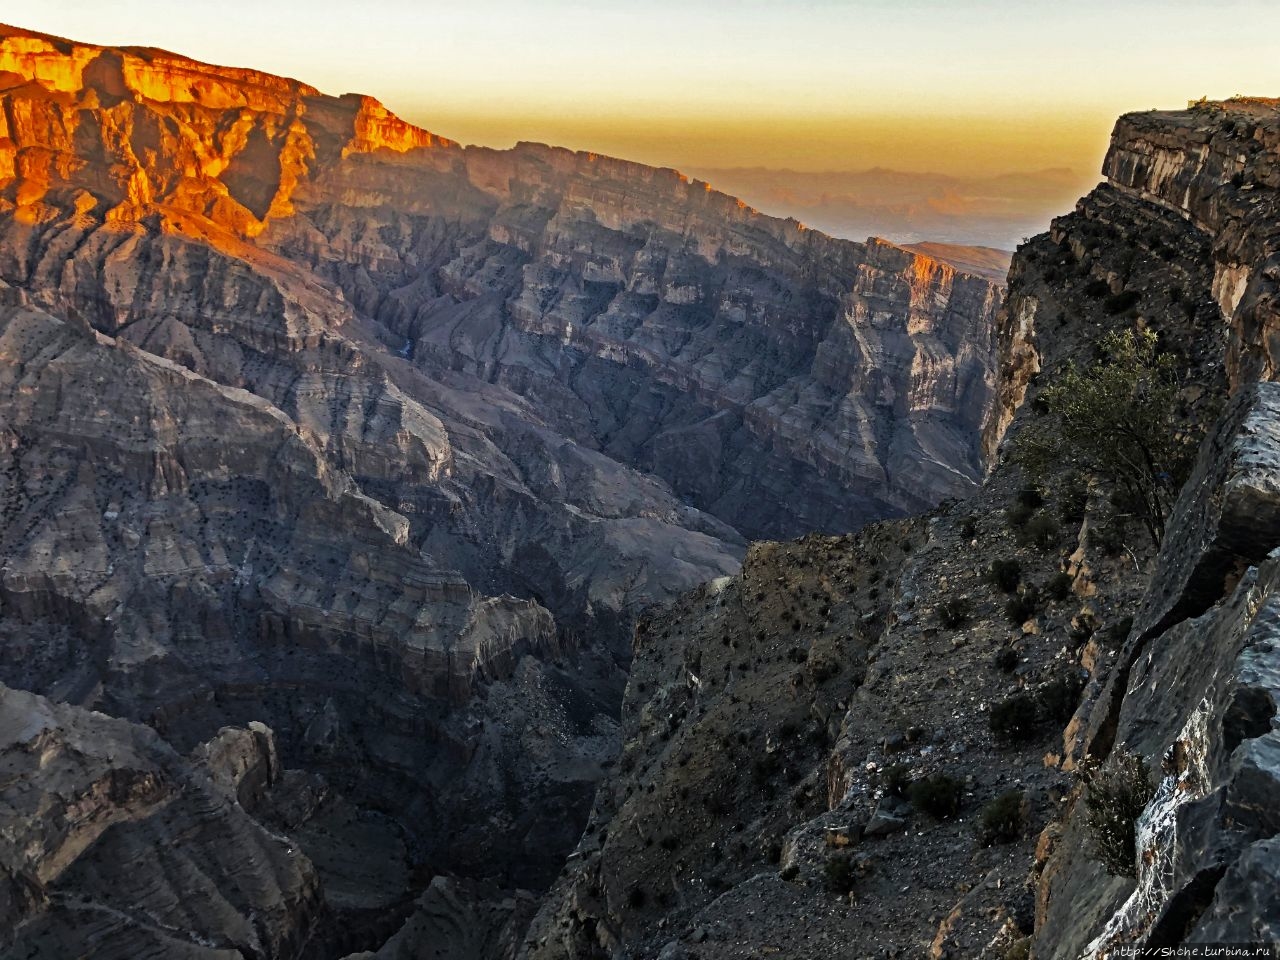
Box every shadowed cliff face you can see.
[0,23,1004,960]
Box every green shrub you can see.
[1091,512,1128,555]
[975,790,1027,845]
[990,693,1039,742]
[938,596,973,629]
[1005,587,1041,625]
[1006,501,1036,530]
[1016,511,1061,549]
[1047,572,1074,602]
[824,854,856,894]
[909,773,965,819]
[1058,475,1089,524]
[1016,330,1196,547]
[1084,748,1156,877]
[988,559,1023,593]
[1038,672,1084,725]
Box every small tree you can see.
[1083,748,1156,877]
[1018,330,1195,547]
[976,790,1027,845]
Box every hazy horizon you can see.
[13,1,1278,247]
[15,2,1279,177]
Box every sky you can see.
[9,0,1280,181]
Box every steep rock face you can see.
[0,22,1006,958]
[0,682,321,959]
[0,25,1002,545]
[0,287,632,916]
[1036,387,1280,959]
[1102,100,1280,388]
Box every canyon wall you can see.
[0,24,1004,959]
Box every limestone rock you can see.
[0,24,1006,953]
[0,682,320,959]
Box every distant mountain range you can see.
[689,165,1094,250]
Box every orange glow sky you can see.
[13,1,1280,181]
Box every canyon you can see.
[522,97,1280,958]
[0,21,1277,960]
[0,23,1004,960]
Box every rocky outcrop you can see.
[0,289,617,911]
[1036,388,1280,958]
[0,682,321,959]
[0,18,1277,960]
[0,25,1002,545]
[342,876,539,960]
[1102,100,1280,388]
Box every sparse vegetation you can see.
[1091,511,1129,555]
[1005,586,1040,625]
[1018,329,1199,547]
[1058,474,1089,524]
[1083,748,1156,877]
[1047,571,1074,602]
[909,772,965,819]
[988,559,1023,594]
[1038,672,1084,725]
[989,692,1038,742]
[975,790,1027,845]
[1016,486,1045,509]
[1006,500,1036,530]
[938,596,973,629]
[1016,511,1061,549]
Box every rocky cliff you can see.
[0,23,1006,959]
[521,99,1280,960]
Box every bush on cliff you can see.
[988,559,1023,593]
[975,790,1027,845]
[1083,747,1156,877]
[989,693,1038,742]
[909,772,965,819]
[1017,329,1195,547]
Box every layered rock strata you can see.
[0,23,1005,958]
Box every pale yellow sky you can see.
[12,1,1280,179]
